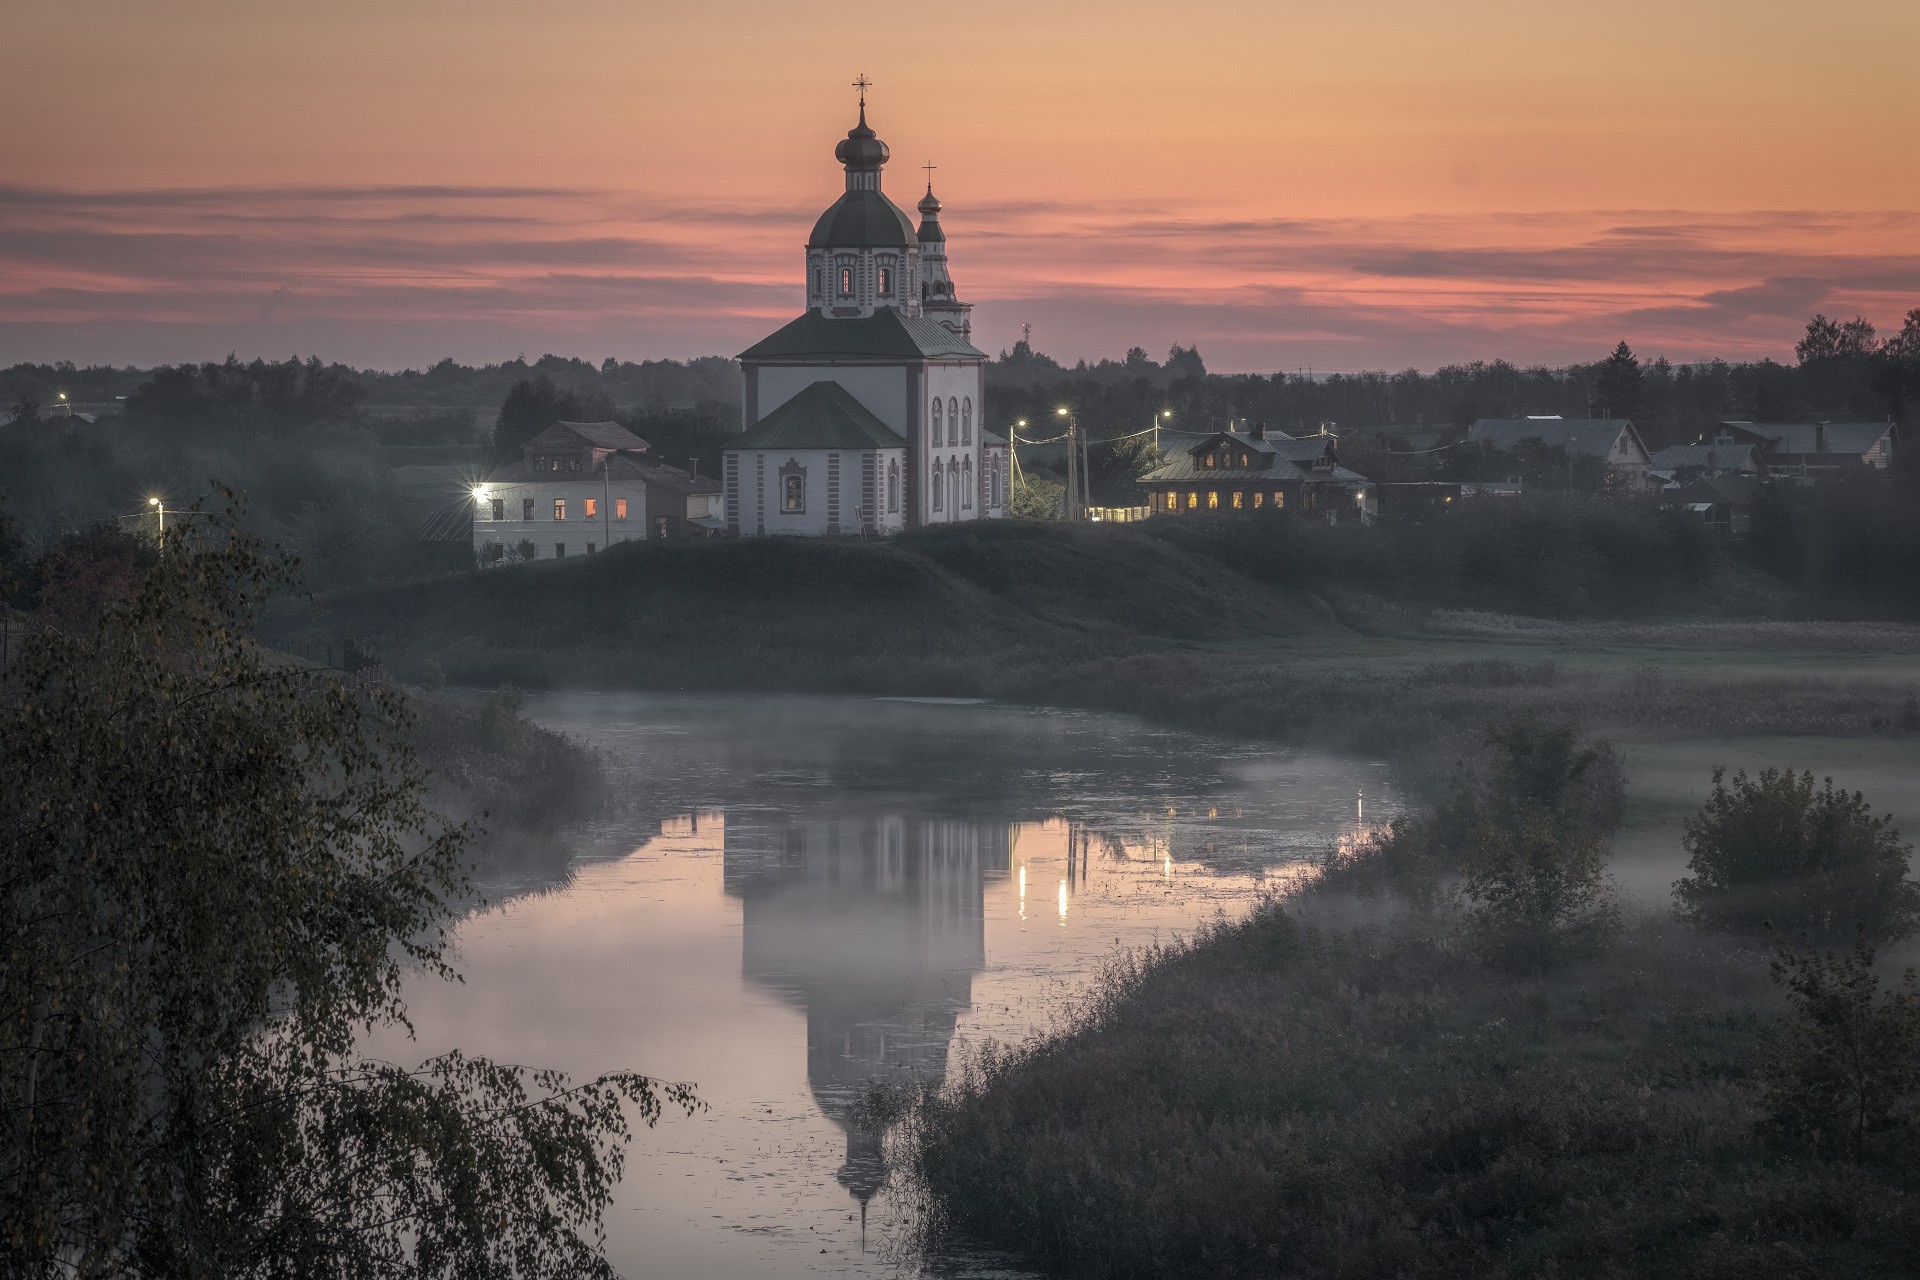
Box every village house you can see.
[470,419,721,563]
[1661,473,1763,536]
[1710,421,1896,477]
[1466,417,1654,488]
[1648,441,1763,485]
[723,95,1009,536]
[1138,425,1372,518]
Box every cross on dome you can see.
[852,74,871,107]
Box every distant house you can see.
[1648,441,1762,483]
[1711,421,1895,477]
[1661,473,1763,536]
[1373,480,1523,516]
[471,419,721,563]
[1466,417,1653,487]
[1138,425,1371,518]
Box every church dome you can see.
[834,106,889,170]
[917,186,941,216]
[916,184,945,244]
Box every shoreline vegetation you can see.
[899,719,1920,1280]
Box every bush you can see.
[1674,768,1920,943]
[1759,938,1920,1162]
[1459,817,1621,965]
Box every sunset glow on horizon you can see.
[5,0,1916,372]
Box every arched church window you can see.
[931,398,943,447]
[783,474,804,513]
[931,460,944,511]
[962,457,973,509]
[962,398,972,445]
[887,458,900,513]
[947,399,959,442]
[838,266,853,297]
[878,265,893,296]
[949,462,961,517]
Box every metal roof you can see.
[1649,443,1760,471]
[739,307,986,362]
[808,189,917,248]
[1468,418,1645,460]
[730,381,909,452]
[1722,421,1892,456]
[525,420,651,452]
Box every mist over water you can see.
[371,693,1398,1277]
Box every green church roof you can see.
[739,307,986,362]
[731,381,909,452]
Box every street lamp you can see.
[148,496,163,547]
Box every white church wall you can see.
[758,365,910,434]
[920,362,988,524]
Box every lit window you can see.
[551,458,561,472]
[553,498,566,521]
[1231,491,1243,509]
[783,474,804,512]
[1274,491,1285,508]
[1208,491,1219,509]
[839,266,853,296]
[615,497,628,520]
[1205,455,1215,468]
[1240,453,1249,467]
[522,498,535,521]
[584,497,597,518]
[1186,491,1198,509]
[879,265,893,295]
[1253,492,1263,509]
[931,398,943,446]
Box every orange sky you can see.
[3,0,1916,371]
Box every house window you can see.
[1208,491,1219,509]
[584,497,597,518]
[931,398,943,446]
[1253,492,1264,509]
[553,498,567,521]
[551,458,562,472]
[517,539,535,560]
[839,266,853,296]
[932,460,945,511]
[568,457,580,472]
[489,498,504,521]
[962,457,973,509]
[1186,491,1198,509]
[1231,491,1243,509]
[586,542,596,554]
[554,543,566,558]
[1240,453,1249,467]
[615,497,628,520]
[1204,454,1215,468]
[522,498,535,521]
[1274,491,1285,508]
[878,265,893,295]
[962,398,972,445]
[656,517,669,538]
[887,458,900,513]
[783,474,804,512]
[533,455,545,470]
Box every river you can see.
[374,692,1400,1277]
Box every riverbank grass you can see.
[911,904,1920,1278]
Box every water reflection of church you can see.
[724,810,1011,1207]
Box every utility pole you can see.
[601,455,612,548]
[1080,421,1092,519]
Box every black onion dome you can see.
[833,104,889,170]
[916,184,945,244]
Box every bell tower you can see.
[803,79,921,320]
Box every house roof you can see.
[729,380,909,452]
[1650,443,1760,471]
[1468,418,1646,461]
[1138,454,1367,486]
[637,461,722,495]
[739,307,987,361]
[525,420,651,452]
[1717,421,1892,456]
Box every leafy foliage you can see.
[492,375,616,460]
[0,511,692,1276]
[1760,938,1920,1162]
[1674,768,1920,943]
[1459,818,1621,964]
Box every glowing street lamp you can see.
[148,496,163,547]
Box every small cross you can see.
[852,74,872,106]
[921,160,937,185]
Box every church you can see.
[723,90,1008,536]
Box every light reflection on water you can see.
[372,693,1397,1278]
